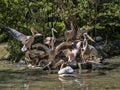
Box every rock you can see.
[58,66,74,76]
[94,36,103,42]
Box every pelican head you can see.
[83,33,95,42]
[51,28,57,33]
[35,33,42,37]
[30,27,42,36]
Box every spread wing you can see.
[3,26,27,44]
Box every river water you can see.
[0,55,120,90]
[0,60,89,90]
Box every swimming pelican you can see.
[3,26,42,52]
[64,22,75,41]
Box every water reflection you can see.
[58,76,89,90]
[23,83,29,90]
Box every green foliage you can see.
[54,22,65,37]
[7,39,24,62]
[0,33,7,43]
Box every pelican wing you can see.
[89,45,98,55]
[55,42,74,55]
[3,26,27,43]
[64,49,72,58]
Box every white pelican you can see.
[44,28,57,50]
[3,26,42,52]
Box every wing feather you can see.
[3,26,27,43]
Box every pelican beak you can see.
[36,33,42,36]
[52,28,57,33]
[86,34,95,42]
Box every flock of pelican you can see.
[2,24,100,76]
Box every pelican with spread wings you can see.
[3,26,42,52]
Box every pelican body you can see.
[64,22,75,41]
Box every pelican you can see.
[64,22,75,41]
[63,41,82,62]
[80,33,97,62]
[22,27,42,52]
[3,26,42,52]
[44,28,57,50]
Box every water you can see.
[0,55,120,90]
[0,70,87,90]
[0,61,88,90]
